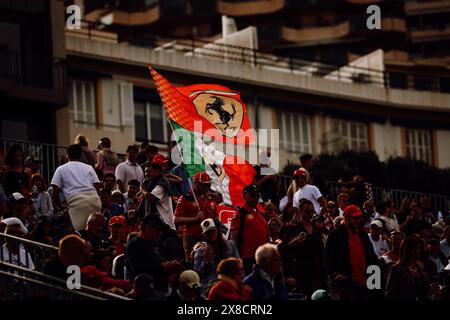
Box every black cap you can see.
[142,214,166,229]
[243,184,259,194]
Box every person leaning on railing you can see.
[0,222,35,270]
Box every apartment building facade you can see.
[59,24,450,169]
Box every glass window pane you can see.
[150,103,164,142]
[359,124,366,139]
[350,123,357,139]
[302,116,308,145]
[342,122,348,137]
[285,114,292,147]
[134,102,147,141]
[75,82,83,121]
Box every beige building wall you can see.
[56,78,135,156]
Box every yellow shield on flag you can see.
[192,94,244,138]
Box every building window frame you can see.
[405,128,433,164]
[331,118,369,152]
[68,79,97,128]
[134,100,168,144]
[278,110,312,154]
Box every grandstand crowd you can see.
[1,135,450,300]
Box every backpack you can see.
[102,149,120,167]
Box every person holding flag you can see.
[174,172,218,262]
[148,67,257,209]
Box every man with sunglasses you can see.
[230,184,269,275]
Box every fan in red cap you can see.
[152,154,169,165]
[343,205,364,218]
[174,170,216,263]
[194,172,211,184]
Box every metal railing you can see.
[325,180,450,213]
[0,261,129,300]
[0,138,67,184]
[0,233,130,300]
[72,20,450,93]
[278,175,450,213]
[0,47,66,93]
[0,232,58,272]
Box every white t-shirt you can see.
[151,185,175,230]
[1,244,35,270]
[115,160,144,188]
[293,184,323,214]
[369,234,390,258]
[50,161,100,197]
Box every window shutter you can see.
[120,82,134,126]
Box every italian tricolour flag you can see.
[149,67,256,206]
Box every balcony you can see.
[405,0,450,15]
[410,26,450,43]
[281,20,350,43]
[85,3,160,26]
[381,18,407,32]
[218,0,285,16]
[0,47,66,106]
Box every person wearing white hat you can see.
[0,222,35,270]
[166,270,204,301]
[368,219,389,258]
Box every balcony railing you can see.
[0,47,66,94]
[1,138,67,184]
[218,0,285,16]
[71,20,450,94]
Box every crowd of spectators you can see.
[1,137,450,301]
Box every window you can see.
[405,129,432,164]
[134,101,168,143]
[277,111,311,153]
[331,119,368,151]
[68,80,96,127]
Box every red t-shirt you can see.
[347,229,367,285]
[230,205,269,259]
[174,192,216,237]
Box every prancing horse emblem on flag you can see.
[192,94,244,138]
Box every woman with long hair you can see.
[385,236,431,300]
[31,174,53,216]
[2,144,31,197]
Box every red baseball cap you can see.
[109,215,126,227]
[343,205,363,218]
[152,154,169,165]
[194,172,211,184]
[293,168,307,177]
